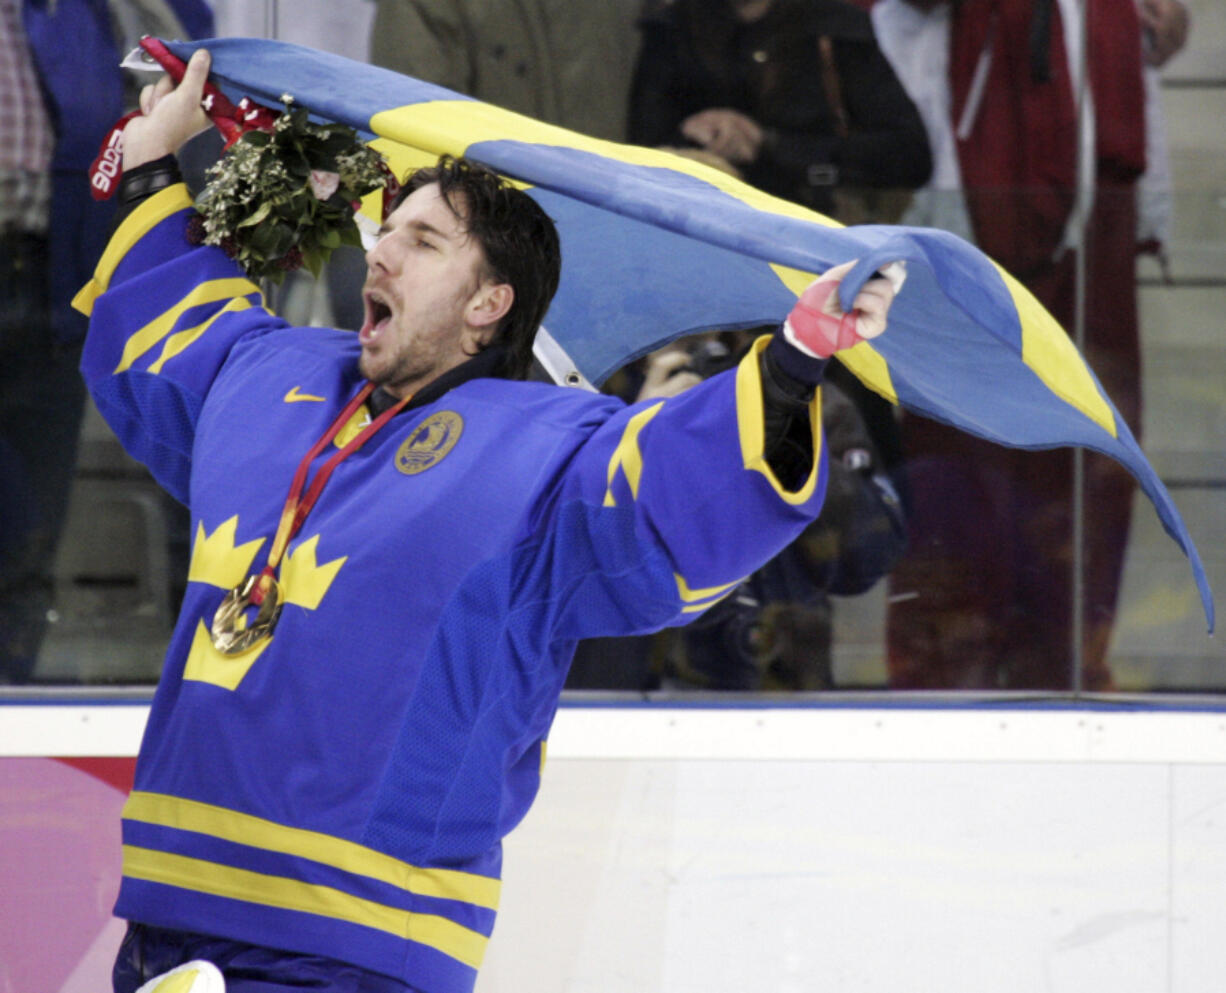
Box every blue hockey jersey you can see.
[76,184,829,993]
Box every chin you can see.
[358,353,385,386]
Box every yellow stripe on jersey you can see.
[122,791,501,910]
[72,183,195,316]
[680,589,739,614]
[735,336,823,505]
[114,277,262,374]
[675,573,740,604]
[602,401,664,507]
[148,297,256,373]
[676,572,743,614]
[122,845,488,970]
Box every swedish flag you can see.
[163,37,1214,631]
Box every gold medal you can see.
[210,574,285,655]
[203,382,409,658]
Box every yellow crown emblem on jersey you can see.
[280,534,347,609]
[188,516,265,589]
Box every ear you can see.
[465,282,514,347]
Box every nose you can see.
[365,231,396,274]
[365,238,387,273]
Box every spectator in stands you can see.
[628,0,932,223]
[868,0,1188,690]
[0,0,210,682]
[368,0,643,141]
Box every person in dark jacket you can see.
[628,0,932,220]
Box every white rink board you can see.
[3,703,1226,992]
[5,703,1226,763]
[493,707,1226,993]
[484,756,1226,993]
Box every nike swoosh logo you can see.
[284,386,326,403]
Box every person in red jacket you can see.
[869,0,1186,690]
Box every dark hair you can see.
[394,155,562,380]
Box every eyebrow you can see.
[377,219,452,242]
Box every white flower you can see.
[308,169,341,201]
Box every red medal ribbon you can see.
[89,110,141,200]
[248,382,411,605]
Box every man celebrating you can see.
[84,50,898,993]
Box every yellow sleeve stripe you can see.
[675,572,741,603]
[677,573,743,614]
[735,336,823,506]
[122,845,488,971]
[148,297,255,374]
[602,401,665,507]
[676,572,743,615]
[114,277,263,374]
[72,183,195,317]
[681,591,738,614]
[122,791,501,910]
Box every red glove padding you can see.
[783,279,861,359]
[782,260,905,359]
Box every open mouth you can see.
[360,292,393,344]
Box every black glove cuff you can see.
[765,330,828,394]
[118,155,183,207]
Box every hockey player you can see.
[84,50,899,993]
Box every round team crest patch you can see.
[396,411,464,475]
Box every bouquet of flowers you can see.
[191,96,388,283]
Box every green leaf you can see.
[236,200,273,229]
[269,225,296,258]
